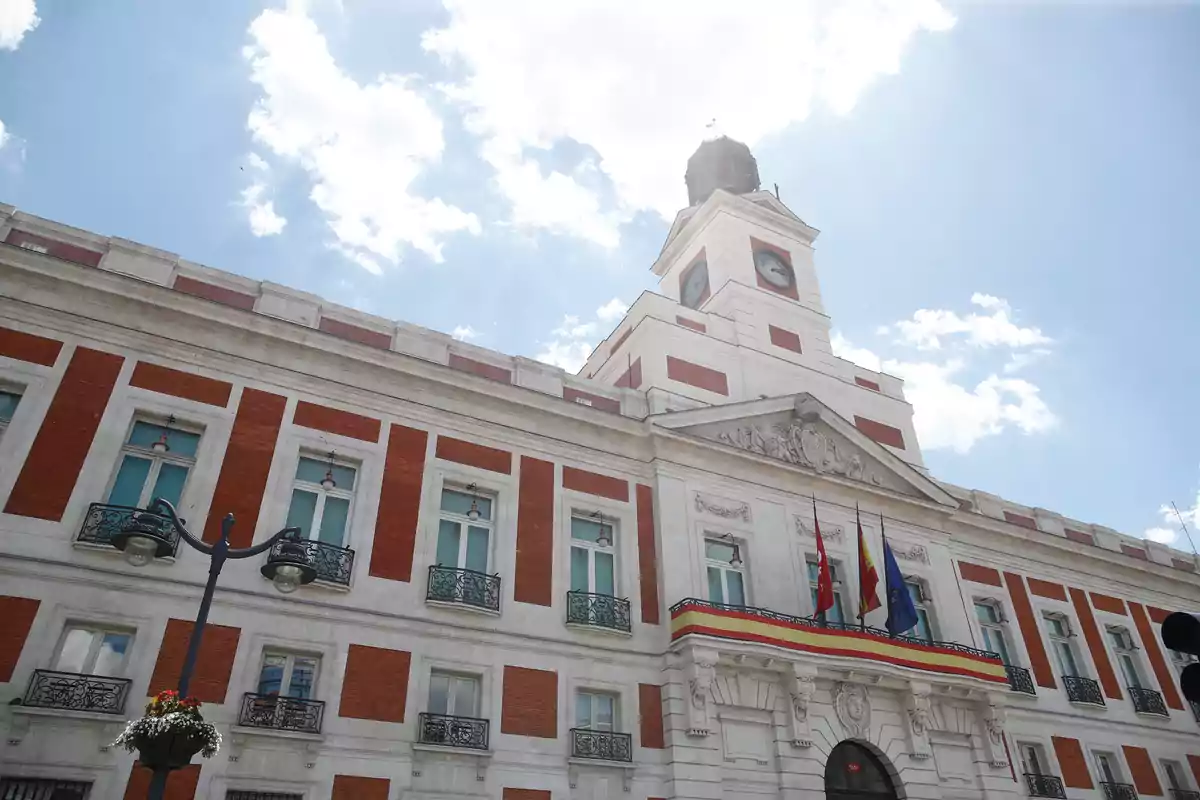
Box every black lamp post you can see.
[111,498,317,800]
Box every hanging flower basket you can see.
[113,690,222,770]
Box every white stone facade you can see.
[1,155,1199,800]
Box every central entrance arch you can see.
[825,740,901,800]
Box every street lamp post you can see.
[111,498,317,800]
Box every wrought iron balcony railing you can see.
[1171,790,1200,800]
[1025,773,1067,799]
[237,693,324,734]
[570,728,632,762]
[1006,665,1036,695]
[1101,782,1139,800]
[417,712,490,751]
[22,669,131,714]
[426,565,501,611]
[77,503,179,555]
[0,778,92,799]
[566,591,632,633]
[1063,675,1105,706]
[1192,701,1200,724]
[1128,686,1168,716]
[266,538,354,586]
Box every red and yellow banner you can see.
[671,601,1007,684]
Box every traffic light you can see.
[1160,612,1200,702]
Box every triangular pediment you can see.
[651,394,956,507]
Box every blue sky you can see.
[2,0,1198,549]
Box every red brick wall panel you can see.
[0,325,62,366]
[501,665,557,738]
[504,790,551,800]
[639,683,665,748]
[854,416,905,449]
[333,776,390,800]
[0,596,40,681]
[1053,737,1094,790]
[369,424,428,582]
[562,466,629,502]
[1129,601,1184,710]
[750,237,800,300]
[1003,511,1037,530]
[768,324,802,353]
[449,353,512,384]
[1069,587,1122,700]
[4,347,124,521]
[6,229,103,267]
[1172,558,1197,572]
[1065,527,1095,545]
[636,484,661,625]
[124,764,200,800]
[1124,746,1164,796]
[1090,593,1127,616]
[202,388,286,547]
[173,276,257,310]
[1028,578,1068,601]
[1188,756,1200,790]
[563,387,621,413]
[435,435,513,474]
[1122,544,1149,560]
[609,327,632,354]
[293,400,381,443]
[147,619,240,703]
[130,362,232,407]
[666,355,729,396]
[614,357,642,389]
[514,457,554,605]
[339,644,410,722]
[1149,607,1170,624]
[1004,572,1057,689]
[854,377,881,392]
[318,317,392,349]
[676,316,706,333]
[959,561,1003,587]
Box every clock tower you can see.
[581,137,925,468]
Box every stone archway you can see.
[825,740,903,800]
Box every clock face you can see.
[680,260,710,308]
[754,249,794,289]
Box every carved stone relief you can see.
[795,516,844,541]
[890,542,930,564]
[685,648,718,737]
[784,665,817,747]
[715,414,883,486]
[905,682,933,759]
[693,492,752,523]
[833,682,871,739]
[979,694,1009,768]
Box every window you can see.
[1094,752,1122,785]
[706,538,746,607]
[0,388,20,437]
[906,578,935,642]
[807,557,845,624]
[1044,613,1081,677]
[0,778,91,799]
[975,601,1012,664]
[285,455,356,547]
[1163,761,1189,792]
[435,487,492,572]
[107,420,200,510]
[1019,742,1050,776]
[428,671,480,718]
[1107,627,1143,688]
[256,652,318,699]
[576,690,618,732]
[570,514,615,597]
[53,624,132,676]
[226,792,302,800]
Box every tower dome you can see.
[684,136,761,206]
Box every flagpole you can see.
[881,511,893,639]
[856,503,865,632]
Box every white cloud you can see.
[1144,527,1178,545]
[0,119,8,150]
[238,153,287,237]
[243,4,480,268]
[423,0,953,245]
[451,324,478,341]
[1143,489,1200,547]
[889,293,1051,351]
[595,297,628,323]
[0,0,38,50]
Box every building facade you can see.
[1,138,1199,800]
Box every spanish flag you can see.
[857,505,881,620]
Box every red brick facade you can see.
[562,465,629,502]
[958,561,1003,587]
[1005,572,1056,689]
[1129,601,1185,710]
[332,775,390,800]
[514,456,555,606]
[1069,587,1122,700]
[501,665,557,738]
[148,619,241,703]
[853,416,905,450]
[130,361,232,407]
[319,317,392,349]
[340,644,411,723]
[639,683,665,748]
[666,355,729,396]
[173,275,257,310]
[1124,746,1164,796]
[435,435,513,474]
[369,423,429,582]
[293,400,381,442]
[1027,578,1067,601]
[636,483,661,625]
[768,324,802,353]
[0,324,63,366]
[449,353,512,384]
[0,595,40,681]
[5,228,103,267]
[1090,592,1127,616]
[1053,736,1094,789]
[563,387,621,413]
[123,764,200,800]
[1003,511,1038,530]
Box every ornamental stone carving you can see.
[834,682,871,739]
[685,648,718,737]
[693,493,752,523]
[980,694,1009,768]
[890,542,929,564]
[785,665,818,747]
[716,415,882,486]
[905,682,933,759]
[796,517,844,541]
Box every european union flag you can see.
[883,533,918,636]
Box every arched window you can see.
[825,741,899,800]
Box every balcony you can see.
[0,779,92,799]
[1063,675,1105,706]
[22,669,131,714]
[1171,791,1200,800]
[670,599,1008,685]
[570,728,632,763]
[566,591,632,633]
[266,538,354,586]
[1006,665,1036,695]
[1128,686,1168,716]
[418,712,490,751]
[427,565,501,612]
[1025,773,1067,799]
[1101,783,1138,800]
[237,693,324,734]
[77,503,179,555]
[1192,701,1200,724]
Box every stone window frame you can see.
[417,654,494,723]
[424,460,514,583]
